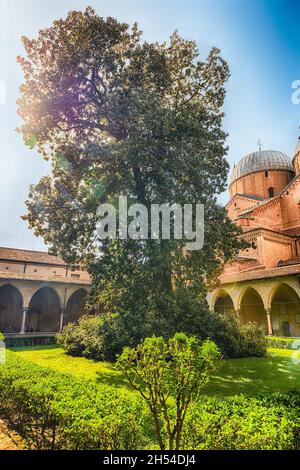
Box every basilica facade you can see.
[208,140,300,337]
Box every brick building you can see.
[2,141,300,339]
[0,247,92,336]
[208,140,300,337]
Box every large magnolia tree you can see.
[17,7,243,342]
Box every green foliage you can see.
[209,313,267,358]
[57,312,267,362]
[268,348,300,360]
[182,394,300,450]
[10,345,300,398]
[117,333,220,450]
[267,336,300,350]
[56,315,105,360]
[17,7,245,344]
[0,353,150,450]
[1,349,299,450]
[57,314,134,361]
[0,331,4,341]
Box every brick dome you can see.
[230,150,293,184]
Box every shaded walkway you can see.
[0,419,23,450]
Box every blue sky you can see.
[0,0,299,250]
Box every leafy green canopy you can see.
[17,7,244,335]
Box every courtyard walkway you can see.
[0,419,22,450]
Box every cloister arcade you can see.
[208,276,300,337]
[0,280,91,334]
[2,274,300,337]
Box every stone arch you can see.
[28,284,65,308]
[238,286,267,328]
[26,286,61,333]
[63,288,89,326]
[212,289,235,315]
[269,283,300,337]
[267,281,299,308]
[0,284,23,333]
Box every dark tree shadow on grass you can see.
[203,356,300,398]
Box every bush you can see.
[0,352,299,450]
[57,314,134,361]
[238,322,267,357]
[58,312,267,362]
[0,352,150,450]
[57,315,105,360]
[117,334,220,450]
[182,394,300,450]
[210,313,267,358]
[266,336,300,350]
[0,331,4,341]
[57,313,267,361]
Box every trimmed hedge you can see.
[266,336,300,350]
[0,353,151,450]
[0,353,299,450]
[183,393,300,450]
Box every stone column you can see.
[235,309,241,323]
[20,307,28,334]
[265,308,273,336]
[59,307,65,332]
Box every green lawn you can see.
[10,345,300,398]
[9,345,128,388]
[204,349,300,397]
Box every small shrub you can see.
[238,322,267,357]
[57,313,136,362]
[210,313,267,358]
[117,333,220,450]
[56,315,105,360]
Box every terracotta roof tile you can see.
[0,247,66,266]
[220,263,300,284]
[0,271,90,285]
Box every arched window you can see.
[268,187,274,198]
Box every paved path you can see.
[0,420,22,450]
